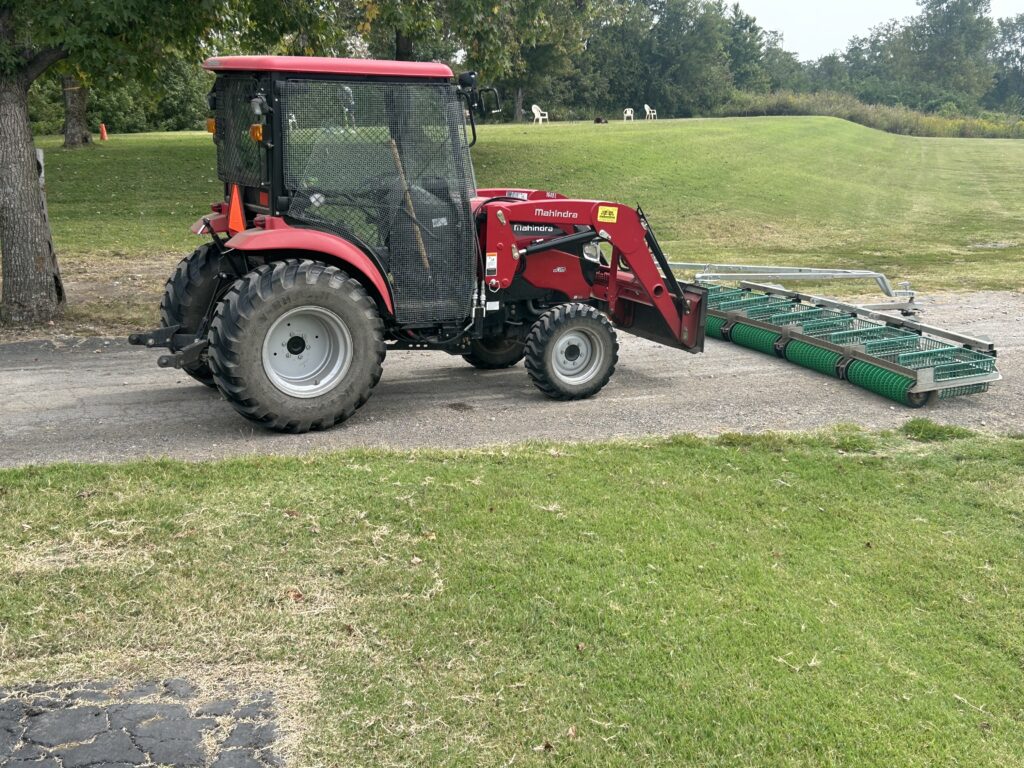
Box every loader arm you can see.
[483,199,708,352]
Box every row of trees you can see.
[29,1,1024,133]
[804,0,1022,114]
[518,0,1024,120]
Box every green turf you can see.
[36,116,1024,293]
[2,428,1023,766]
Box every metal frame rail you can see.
[668,262,917,306]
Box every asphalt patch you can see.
[0,679,282,768]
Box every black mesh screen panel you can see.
[280,79,477,324]
[215,76,263,188]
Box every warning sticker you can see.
[486,253,498,276]
[597,205,619,223]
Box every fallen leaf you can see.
[567,724,578,740]
[533,741,554,753]
[410,556,423,566]
[286,588,304,603]
[76,490,96,499]
[576,642,586,652]
[283,509,300,518]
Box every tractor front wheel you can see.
[524,303,618,400]
[462,337,525,369]
[159,244,222,387]
[208,260,385,433]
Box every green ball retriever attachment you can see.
[702,283,1000,407]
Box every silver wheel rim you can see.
[552,328,604,385]
[262,306,353,398]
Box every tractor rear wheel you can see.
[159,244,221,387]
[524,303,618,400]
[207,260,385,433]
[462,337,525,369]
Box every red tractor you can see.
[131,56,707,432]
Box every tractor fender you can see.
[191,212,229,235]
[224,224,394,316]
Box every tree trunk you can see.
[61,75,91,148]
[514,87,524,123]
[395,29,413,61]
[0,76,65,325]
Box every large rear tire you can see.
[208,260,385,433]
[524,303,618,400]
[462,337,525,369]
[160,245,221,387]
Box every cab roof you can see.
[203,55,454,80]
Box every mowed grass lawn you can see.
[2,426,1024,766]
[33,117,1024,325]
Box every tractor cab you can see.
[206,55,479,326]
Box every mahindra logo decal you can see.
[534,208,579,219]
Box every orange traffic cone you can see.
[227,184,245,235]
[99,123,108,141]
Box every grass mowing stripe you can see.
[1,429,1023,766]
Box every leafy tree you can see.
[726,3,769,92]
[354,0,527,78]
[808,0,997,112]
[495,0,597,121]
[0,1,221,325]
[912,0,995,110]
[844,21,917,106]
[988,13,1024,111]
[646,0,733,116]
[761,31,809,92]
[570,0,654,115]
[808,53,851,93]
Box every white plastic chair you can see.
[288,112,298,131]
[644,104,657,120]
[623,108,634,121]
[532,105,549,124]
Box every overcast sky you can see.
[739,0,1024,60]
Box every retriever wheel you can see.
[207,260,385,433]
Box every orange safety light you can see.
[249,123,263,142]
[206,117,217,133]
[227,184,245,235]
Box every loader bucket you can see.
[610,281,708,352]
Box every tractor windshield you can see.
[279,79,478,326]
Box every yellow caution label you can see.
[597,205,619,223]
